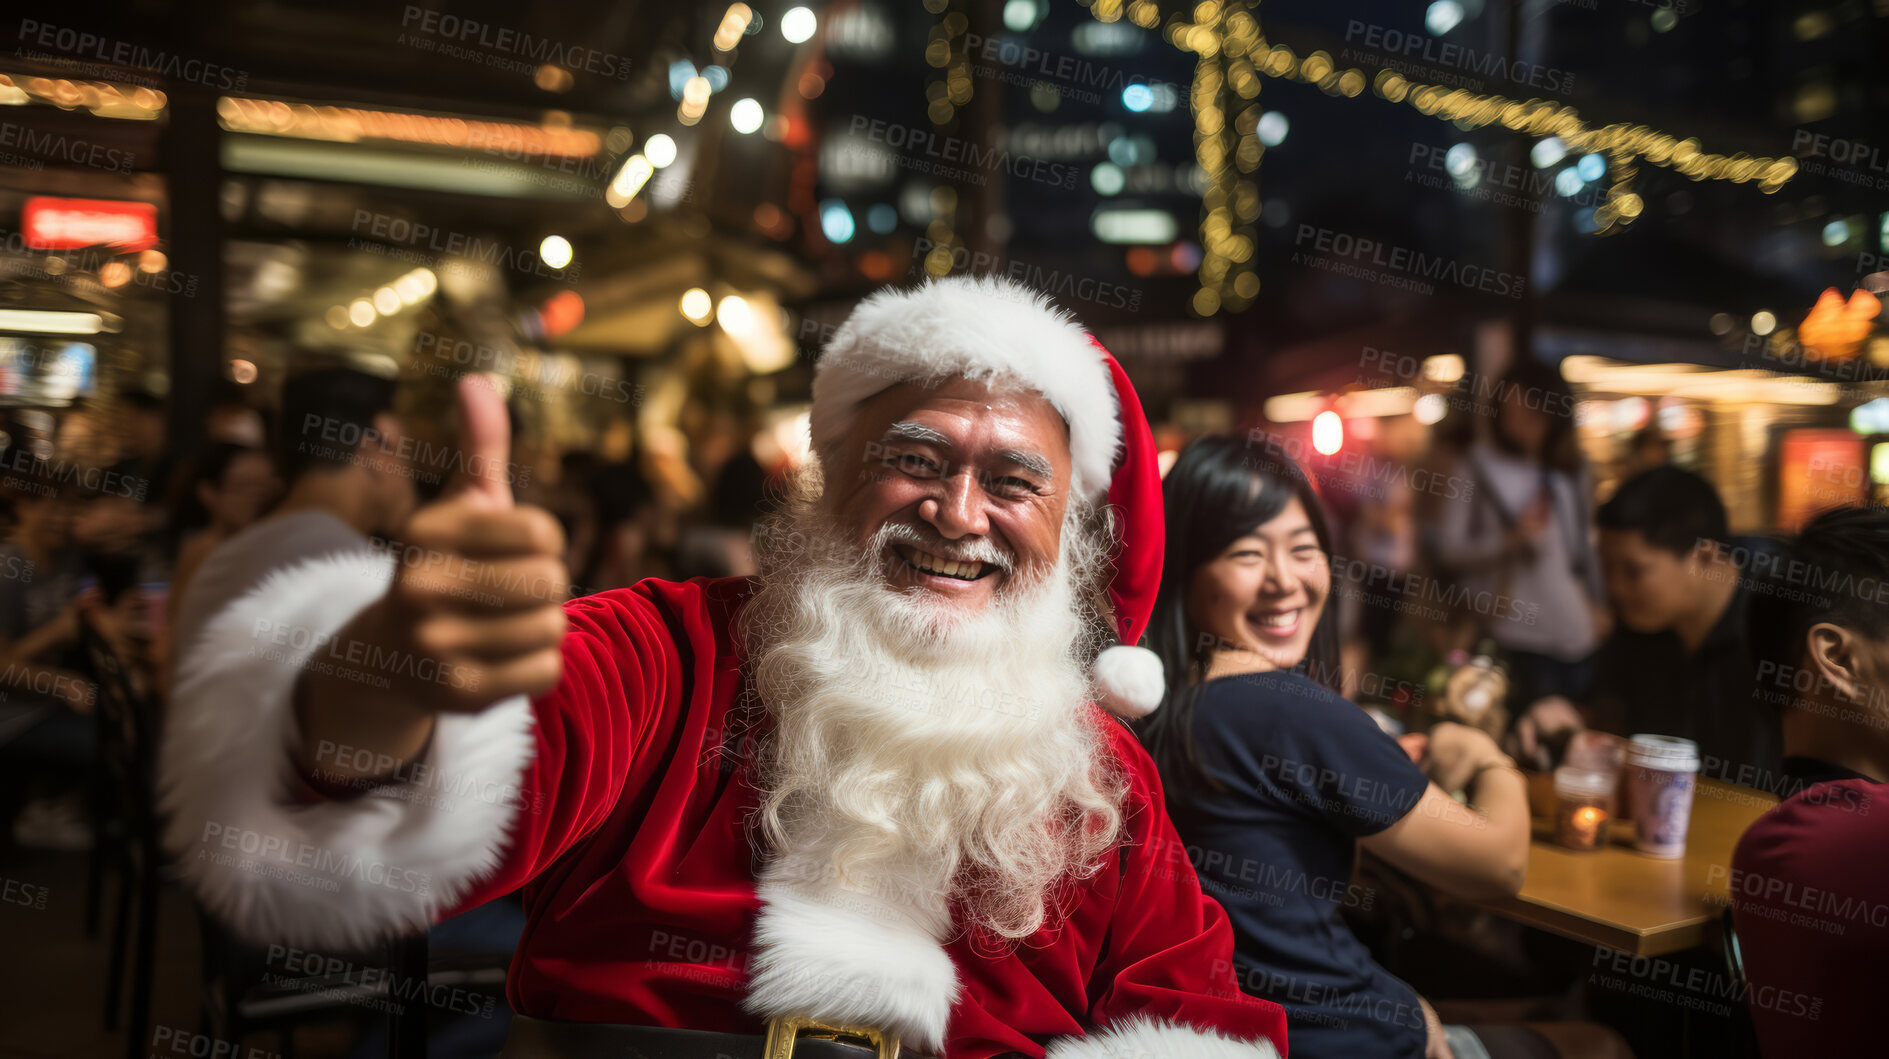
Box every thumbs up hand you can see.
[353,375,569,716]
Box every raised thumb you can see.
[447,373,513,508]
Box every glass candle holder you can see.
[1553,767,1614,852]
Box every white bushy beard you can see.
[741,469,1125,943]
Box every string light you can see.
[1080,0,1801,310]
[713,4,754,52]
[921,0,973,277]
[1117,0,1262,315]
[1,74,165,118]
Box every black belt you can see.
[500,1014,897,1059]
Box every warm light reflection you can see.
[539,235,574,270]
[713,4,754,51]
[679,288,714,324]
[606,155,655,208]
[1312,410,1344,455]
[216,97,601,157]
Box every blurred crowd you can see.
[0,352,1806,854]
[1,347,1878,1059]
[0,366,775,850]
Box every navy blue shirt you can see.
[1165,670,1433,1058]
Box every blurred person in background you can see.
[578,459,671,591]
[1432,360,1605,711]
[1621,423,1670,479]
[674,423,768,580]
[547,450,601,589]
[71,458,171,670]
[0,465,97,850]
[169,363,415,659]
[1134,434,1583,1059]
[157,442,280,695]
[166,442,280,620]
[1345,414,1427,668]
[1510,467,1782,783]
[1733,505,1889,1057]
[203,377,269,448]
[113,387,175,505]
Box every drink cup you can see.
[1623,735,1700,858]
[1564,731,1624,777]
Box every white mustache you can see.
[876,520,1015,573]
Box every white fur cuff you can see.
[744,881,960,1052]
[1044,1018,1281,1059]
[158,550,536,951]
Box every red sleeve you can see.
[1086,722,1291,1054]
[446,583,682,909]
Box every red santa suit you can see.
[159,277,1287,1058]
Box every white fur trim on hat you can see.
[744,879,960,1052]
[1044,1016,1280,1059]
[1092,644,1165,719]
[810,275,1122,495]
[158,549,536,950]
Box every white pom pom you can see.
[1092,644,1166,719]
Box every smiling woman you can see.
[1135,434,1538,1059]
[1142,434,1342,697]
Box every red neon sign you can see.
[21,197,158,251]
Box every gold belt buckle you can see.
[762,1014,900,1059]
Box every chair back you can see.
[77,610,159,848]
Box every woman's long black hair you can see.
[1135,433,1343,797]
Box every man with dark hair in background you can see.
[1511,466,1782,785]
[1732,505,1889,1058]
[169,361,417,665]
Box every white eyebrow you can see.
[997,448,1054,481]
[883,421,952,446]
[883,422,1054,482]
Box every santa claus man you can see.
[160,277,1288,1058]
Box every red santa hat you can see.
[811,275,1167,717]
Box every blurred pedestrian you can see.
[1432,360,1604,709]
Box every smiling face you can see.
[1186,496,1331,672]
[825,376,1073,618]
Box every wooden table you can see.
[1481,776,1778,956]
